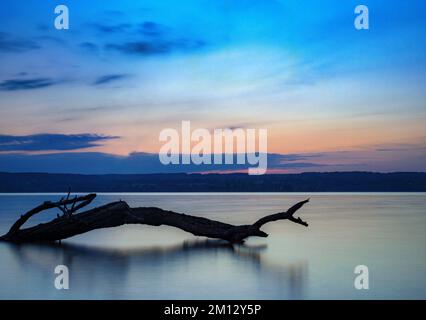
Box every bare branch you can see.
[253,199,309,228]
[2,193,96,239]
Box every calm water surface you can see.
[0,193,425,299]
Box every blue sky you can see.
[0,0,426,173]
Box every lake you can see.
[0,193,425,299]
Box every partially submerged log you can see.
[0,193,309,244]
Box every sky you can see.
[0,0,426,174]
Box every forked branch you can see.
[254,199,309,228]
[2,192,96,239]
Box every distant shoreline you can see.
[1,172,426,193]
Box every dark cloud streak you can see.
[90,22,132,34]
[105,38,205,55]
[93,74,129,85]
[0,151,330,174]
[0,134,119,152]
[0,78,58,91]
[80,42,99,53]
[0,32,40,53]
[140,21,165,36]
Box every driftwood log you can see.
[0,193,309,244]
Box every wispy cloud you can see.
[100,19,205,56]
[139,21,165,37]
[93,74,129,86]
[0,78,59,91]
[84,18,206,56]
[90,22,132,34]
[90,20,167,37]
[373,142,426,152]
[79,42,99,53]
[0,133,119,152]
[0,32,40,53]
[105,38,205,55]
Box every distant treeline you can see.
[1,172,426,192]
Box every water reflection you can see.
[2,240,308,299]
[2,193,426,299]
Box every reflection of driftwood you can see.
[0,193,309,244]
[5,240,309,299]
